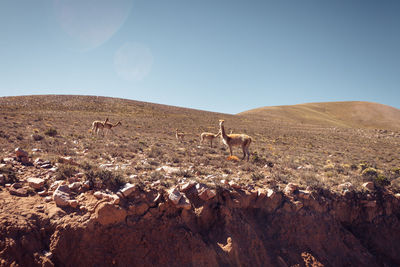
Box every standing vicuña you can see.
[103,120,122,135]
[219,120,252,161]
[176,129,185,142]
[200,132,221,148]
[91,118,109,136]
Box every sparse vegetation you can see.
[55,164,78,180]
[44,127,58,137]
[0,95,400,193]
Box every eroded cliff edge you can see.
[1,182,400,267]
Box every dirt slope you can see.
[239,101,400,130]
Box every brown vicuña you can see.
[200,131,221,148]
[103,120,122,135]
[175,129,185,142]
[91,118,109,136]
[219,119,252,161]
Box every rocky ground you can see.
[1,95,400,266]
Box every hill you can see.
[239,101,400,130]
[1,95,400,266]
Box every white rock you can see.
[53,185,71,207]
[198,188,217,201]
[27,177,45,190]
[363,182,375,191]
[49,180,64,191]
[168,187,182,205]
[338,182,354,192]
[229,181,241,189]
[94,191,106,199]
[176,195,191,210]
[68,182,82,191]
[283,183,298,195]
[119,183,136,198]
[180,181,196,192]
[157,166,180,174]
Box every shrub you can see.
[391,167,400,175]
[31,134,44,141]
[359,163,368,171]
[251,172,265,181]
[84,168,126,191]
[375,174,390,187]
[0,166,18,184]
[55,164,77,180]
[251,152,268,165]
[361,167,378,177]
[45,128,58,137]
[175,169,192,178]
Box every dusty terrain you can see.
[1,95,400,266]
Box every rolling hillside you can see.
[239,101,400,130]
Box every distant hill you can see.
[239,101,400,130]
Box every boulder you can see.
[168,187,182,205]
[27,177,45,190]
[118,183,136,198]
[15,147,28,158]
[94,191,120,204]
[229,181,241,189]
[9,183,28,197]
[136,202,149,216]
[53,185,71,207]
[180,181,196,192]
[58,156,79,166]
[198,188,217,201]
[363,182,375,191]
[49,180,65,191]
[95,202,127,226]
[176,195,191,210]
[298,190,311,200]
[338,182,354,192]
[283,183,298,195]
[156,166,180,174]
[94,191,106,199]
[68,182,82,191]
[69,200,79,209]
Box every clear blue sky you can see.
[1,0,399,114]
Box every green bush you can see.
[44,128,57,137]
[85,168,126,191]
[251,172,265,181]
[361,167,378,177]
[375,174,390,187]
[0,166,18,184]
[56,164,77,180]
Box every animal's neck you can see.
[220,124,228,140]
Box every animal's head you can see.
[219,119,225,126]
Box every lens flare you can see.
[53,0,133,50]
[114,43,154,81]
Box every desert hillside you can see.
[240,101,400,130]
[1,95,400,266]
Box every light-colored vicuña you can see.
[175,129,185,142]
[219,120,252,161]
[91,118,109,136]
[200,131,221,148]
[103,120,122,135]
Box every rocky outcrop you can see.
[1,184,400,266]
